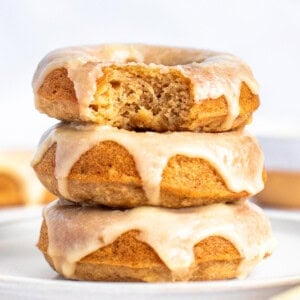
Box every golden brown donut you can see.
[39,225,242,282]
[0,150,55,207]
[255,137,300,209]
[32,124,266,208]
[33,44,259,132]
[256,171,300,209]
[37,200,274,282]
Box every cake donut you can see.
[37,199,275,282]
[0,150,55,206]
[32,123,265,208]
[33,44,259,132]
[256,171,300,209]
[255,137,300,209]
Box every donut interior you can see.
[38,67,257,132]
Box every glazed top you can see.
[32,44,259,130]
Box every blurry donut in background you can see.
[255,137,300,209]
[0,150,55,207]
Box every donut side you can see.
[37,221,242,282]
[37,200,274,282]
[33,141,266,208]
[36,66,259,132]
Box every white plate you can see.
[0,207,300,300]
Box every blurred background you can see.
[1,0,300,149]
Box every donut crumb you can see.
[92,65,192,131]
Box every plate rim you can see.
[1,273,300,294]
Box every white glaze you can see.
[32,44,258,130]
[32,124,264,205]
[44,200,275,280]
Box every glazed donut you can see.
[0,150,55,206]
[33,44,259,132]
[37,199,275,282]
[32,123,265,208]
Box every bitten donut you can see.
[33,44,259,132]
[0,151,55,207]
[37,200,275,282]
[32,123,265,208]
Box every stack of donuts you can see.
[32,44,275,282]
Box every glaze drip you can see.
[32,124,264,204]
[44,200,275,280]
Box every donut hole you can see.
[124,57,138,63]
